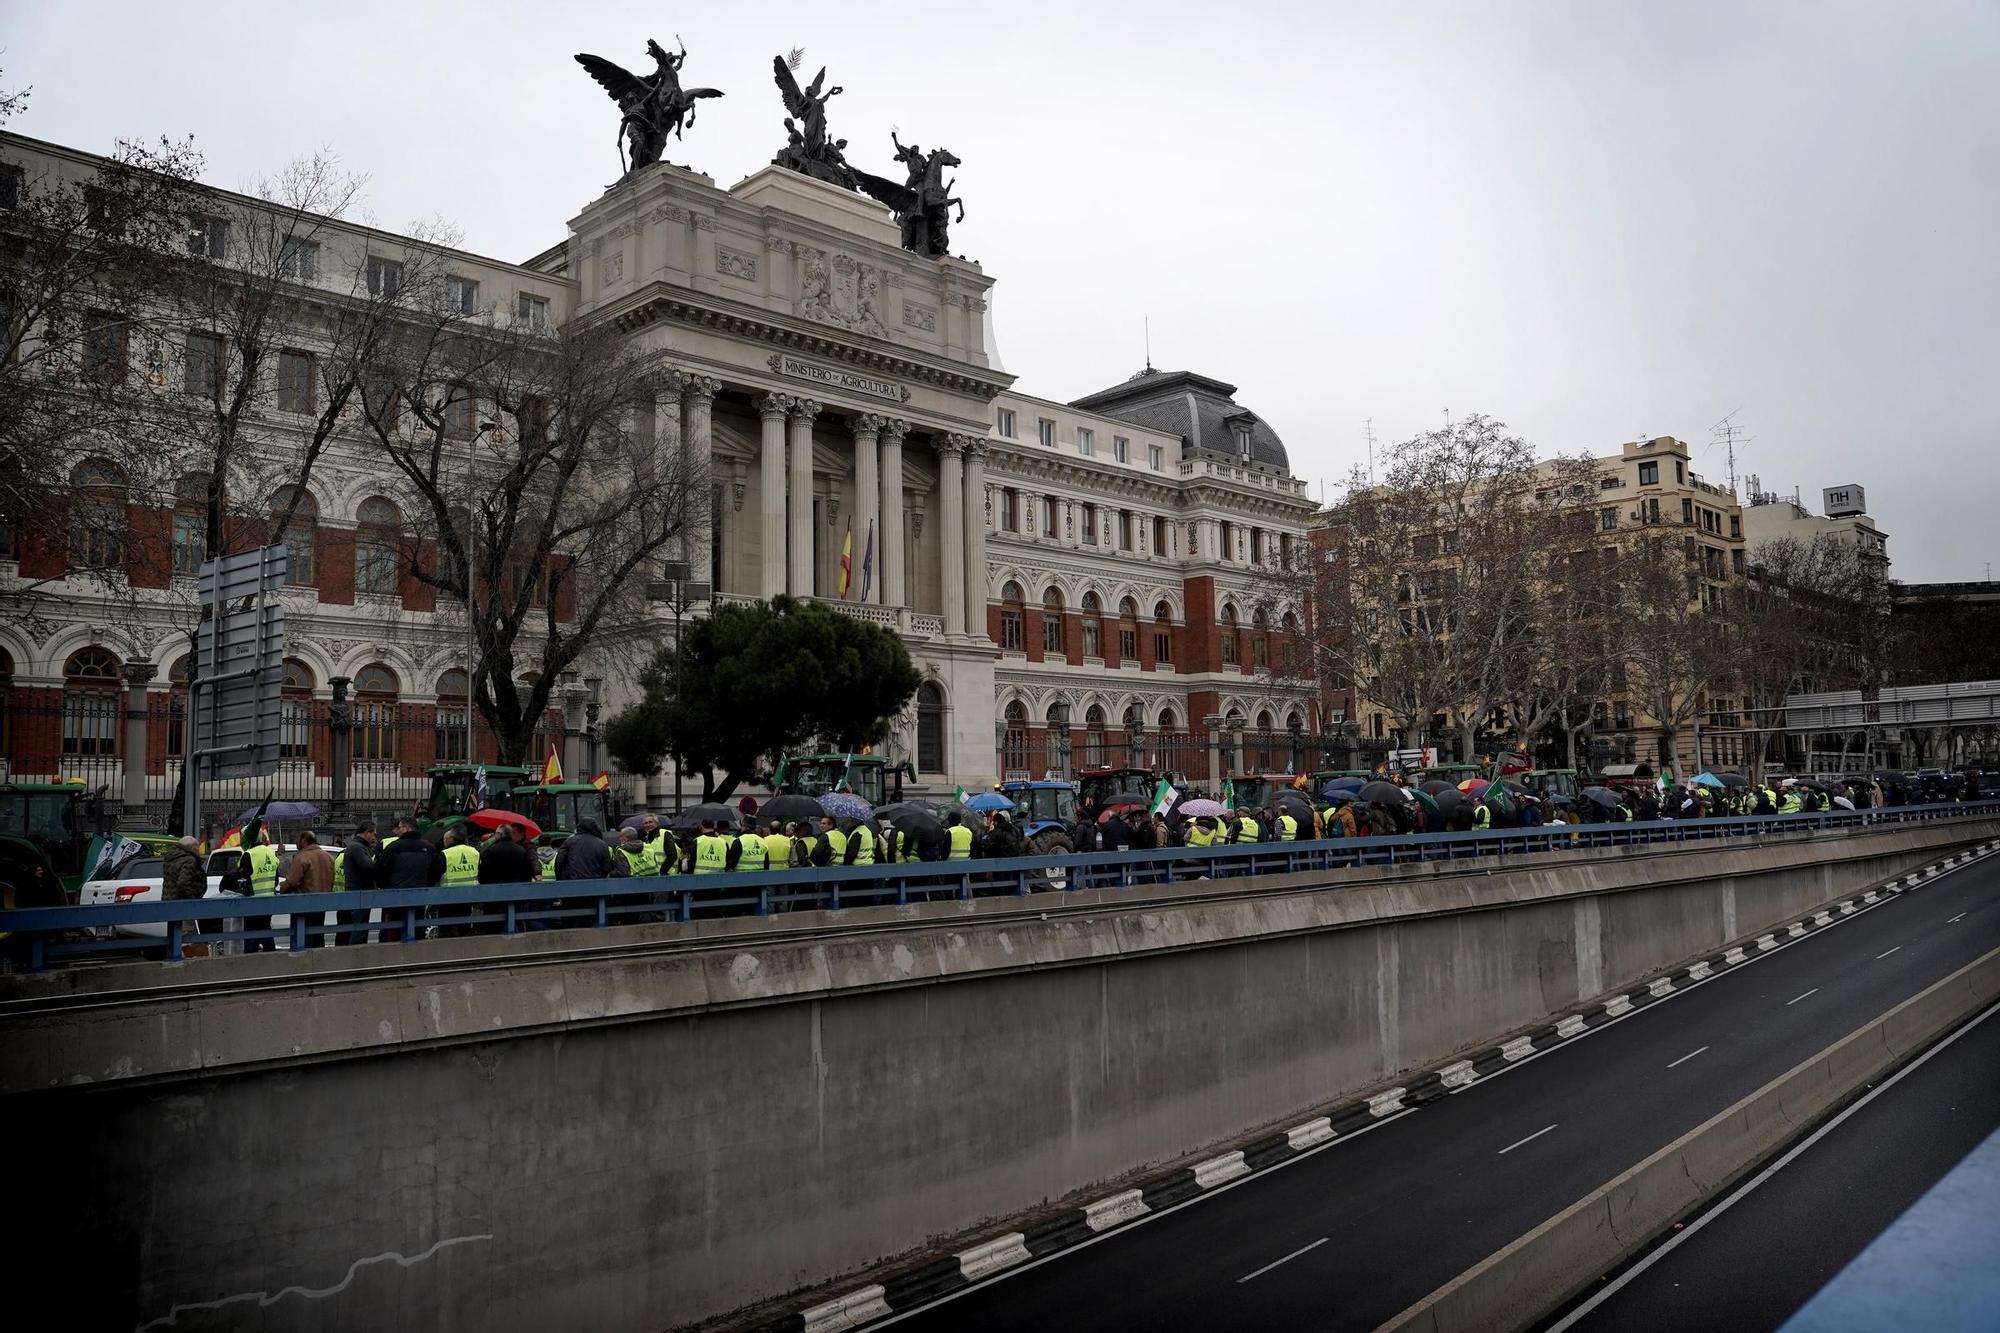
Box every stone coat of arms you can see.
[798,247,889,338]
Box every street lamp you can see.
[647,560,711,811]
[1287,715,1304,776]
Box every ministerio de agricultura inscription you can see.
[767,352,911,403]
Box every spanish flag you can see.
[590,770,610,792]
[542,743,563,785]
[837,526,854,599]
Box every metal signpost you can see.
[182,546,289,839]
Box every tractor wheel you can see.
[1029,830,1074,891]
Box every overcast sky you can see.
[5,1,1995,580]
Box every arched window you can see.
[353,662,399,762]
[1251,608,1270,671]
[1002,700,1029,776]
[166,653,193,757]
[281,658,315,759]
[69,459,126,570]
[62,646,121,756]
[1152,600,1173,666]
[999,580,1025,652]
[434,667,470,762]
[1041,587,1066,655]
[271,486,317,586]
[916,680,946,774]
[1220,605,1239,667]
[1084,704,1108,767]
[1081,591,1103,659]
[1044,702,1069,773]
[355,496,403,596]
[172,473,209,576]
[1255,709,1276,772]
[1116,596,1140,662]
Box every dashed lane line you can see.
[1498,1124,1559,1156]
[1786,989,1819,1006]
[1666,1046,1709,1069]
[1877,946,1902,960]
[1236,1237,1328,1284]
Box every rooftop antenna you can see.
[1709,409,1751,496]
[1143,315,1152,371]
[1364,418,1377,483]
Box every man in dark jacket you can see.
[375,817,443,943]
[160,835,205,948]
[554,818,623,880]
[337,822,379,947]
[475,824,536,936]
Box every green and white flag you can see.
[1222,777,1238,809]
[954,785,970,805]
[83,831,144,883]
[1150,778,1178,816]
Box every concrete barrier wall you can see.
[3,818,1990,1332]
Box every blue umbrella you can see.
[817,792,873,822]
[965,791,1015,813]
[244,801,318,824]
[1691,772,1727,790]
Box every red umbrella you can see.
[468,808,542,840]
[1457,778,1490,795]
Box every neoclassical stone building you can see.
[0,128,1317,803]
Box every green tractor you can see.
[417,764,531,835]
[510,782,619,844]
[0,781,98,910]
[771,752,914,808]
[1519,768,1581,810]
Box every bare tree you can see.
[357,305,702,764]
[1736,534,1888,776]
[1621,533,1749,775]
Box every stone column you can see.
[653,370,686,471]
[962,439,989,640]
[851,414,884,603]
[879,418,909,608]
[787,397,820,597]
[121,663,157,814]
[328,676,352,815]
[561,675,591,781]
[681,374,718,590]
[756,392,792,598]
[937,435,968,636]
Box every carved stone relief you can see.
[902,303,937,333]
[797,247,889,337]
[602,250,625,285]
[715,247,757,281]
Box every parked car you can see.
[80,844,312,942]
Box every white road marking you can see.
[1876,946,1901,960]
[1786,988,1819,1006]
[1236,1236,1328,1284]
[1498,1124,1559,1155]
[1948,913,1968,924]
[1547,1000,2000,1333]
[1667,1045,1709,1069]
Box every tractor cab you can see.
[772,753,914,808]
[997,780,1081,855]
[1416,763,1481,786]
[1076,767,1157,819]
[421,765,530,831]
[1225,775,1299,811]
[512,784,616,843]
[0,782,96,907]
[1520,768,1581,807]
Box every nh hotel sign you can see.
[768,353,911,404]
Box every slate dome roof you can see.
[1068,367,1291,475]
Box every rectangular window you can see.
[1044,495,1059,537]
[183,331,223,399]
[1731,548,1745,574]
[1647,497,1661,524]
[1682,498,1694,524]
[1221,633,1238,667]
[171,513,204,575]
[1148,444,1163,471]
[0,164,21,211]
[999,609,1023,650]
[1113,436,1129,463]
[1001,488,1019,533]
[1037,418,1055,448]
[279,237,319,282]
[1081,505,1097,543]
[1600,507,1618,531]
[996,407,1015,437]
[1042,612,1065,654]
[1729,513,1741,538]
[1153,630,1171,664]
[364,376,400,430]
[1119,628,1137,660]
[446,275,479,314]
[367,256,403,297]
[281,519,314,585]
[1675,461,1685,484]
[186,215,228,260]
[276,349,315,414]
[444,387,477,439]
[85,186,123,235]
[1251,529,1265,563]
[1118,510,1133,551]
[1082,618,1101,658]
[1638,461,1659,486]
[357,539,398,595]
[1077,427,1093,456]
[82,310,128,385]
[516,292,548,330]
[1220,521,1234,560]
[1153,515,1168,554]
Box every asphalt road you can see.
[1552,990,2000,1332]
[884,852,2000,1332]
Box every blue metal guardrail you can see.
[3,802,1994,972]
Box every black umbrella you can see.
[1324,789,1358,805]
[876,802,945,837]
[1360,780,1410,805]
[1273,790,1315,821]
[1420,780,1457,795]
[668,802,738,831]
[1713,772,1751,788]
[759,793,826,824]
[1431,788,1464,814]
[1579,786,1623,810]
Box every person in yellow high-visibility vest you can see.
[761,819,794,871]
[812,816,846,867]
[437,826,482,937]
[735,824,769,872]
[692,820,732,874]
[1277,809,1300,841]
[244,831,281,954]
[945,810,974,860]
[843,820,877,866]
[1185,818,1217,848]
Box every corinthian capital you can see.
[851,412,886,438]
[756,391,794,420]
[935,434,967,460]
[879,418,910,446]
[790,397,822,423]
[683,374,721,403]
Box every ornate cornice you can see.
[604,287,1015,401]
